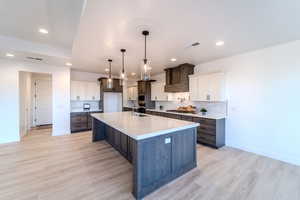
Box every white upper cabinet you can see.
[86,82,100,101]
[127,86,137,101]
[189,73,226,102]
[151,82,169,101]
[71,81,100,101]
[189,76,199,101]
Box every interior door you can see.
[35,79,52,126]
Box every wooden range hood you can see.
[164,63,195,93]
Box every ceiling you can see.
[0,0,84,64]
[1,0,300,77]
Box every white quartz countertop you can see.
[91,112,199,140]
[147,109,227,120]
[71,108,103,113]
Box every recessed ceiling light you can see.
[39,28,49,34]
[105,68,109,72]
[216,41,224,46]
[170,58,177,62]
[65,62,72,66]
[131,72,136,76]
[6,53,14,57]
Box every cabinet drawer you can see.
[193,117,216,126]
[181,115,193,122]
[165,113,181,120]
[198,125,216,134]
[145,110,152,115]
[197,133,216,144]
[71,113,88,123]
[71,122,88,131]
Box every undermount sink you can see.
[133,113,148,117]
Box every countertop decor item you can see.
[177,105,196,113]
[200,108,208,115]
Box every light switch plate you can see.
[165,137,171,144]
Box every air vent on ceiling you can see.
[191,42,200,47]
[26,56,43,61]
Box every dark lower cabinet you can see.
[71,111,102,133]
[92,118,197,199]
[71,113,88,132]
[106,126,114,145]
[120,134,128,157]
[114,129,121,151]
[127,137,134,163]
[145,110,225,148]
[101,124,133,162]
[123,107,133,111]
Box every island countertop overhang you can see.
[91,112,199,140]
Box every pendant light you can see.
[141,30,151,80]
[120,49,126,86]
[107,59,113,89]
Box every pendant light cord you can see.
[144,34,147,64]
[108,59,112,79]
[122,51,125,73]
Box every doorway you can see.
[19,72,53,138]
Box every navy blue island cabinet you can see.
[92,114,198,200]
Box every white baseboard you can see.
[226,139,300,166]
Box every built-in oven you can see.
[138,95,145,106]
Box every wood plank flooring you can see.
[0,128,299,200]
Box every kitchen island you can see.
[91,112,199,199]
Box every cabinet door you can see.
[106,126,114,145]
[151,83,159,101]
[86,82,100,101]
[127,137,134,163]
[197,75,210,101]
[86,82,94,101]
[120,134,128,157]
[71,81,86,101]
[94,82,101,100]
[189,76,199,101]
[157,83,168,101]
[132,86,138,100]
[70,81,78,101]
[207,73,226,101]
[127,87,133,100]
[152,83,168,101]
[114,129,121,151]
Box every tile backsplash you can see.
[71,101,100,110]
[155,100,227,116]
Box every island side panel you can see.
[132,127,197,199]
[92,118,106,142]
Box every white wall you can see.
[0,59,70,144]
[196,40,300,166]
[71,70,105,82]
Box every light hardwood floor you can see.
[0,128,299,200]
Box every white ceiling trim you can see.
[0,35,71,59]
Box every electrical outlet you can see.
[165,137,171,144]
